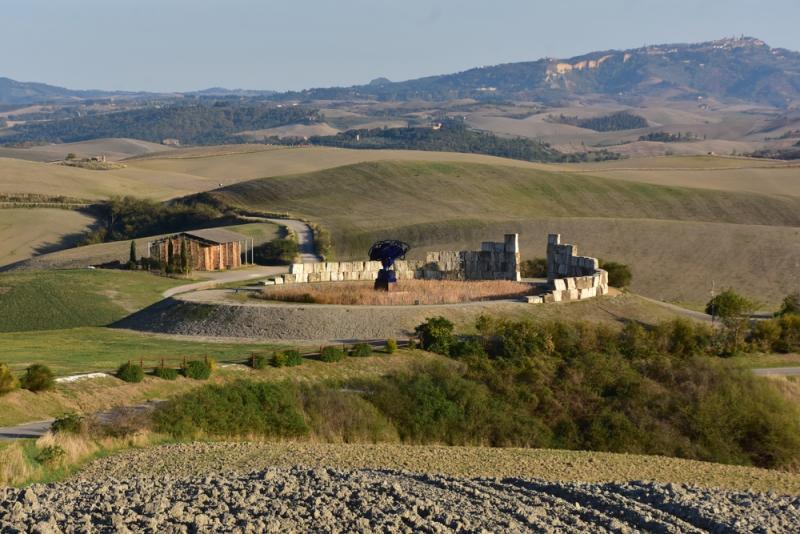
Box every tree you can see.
[179,238,189,274]
[128,240,137,269]
[65,153,77,160]
[705,289,755,321]
[166,239,175,274]
[415,317,455,355]
[777,292,800,317]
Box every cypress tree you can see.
[167,239,175,274]
[128,240,137,269]
[180,238,189,274]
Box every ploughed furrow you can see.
[499,478,709,533]
[609,481,800,533]
[1,467,797,532]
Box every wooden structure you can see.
[147,228,254,271]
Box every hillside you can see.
[283,37,800,107]
[207,160,800,305]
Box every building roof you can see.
[151,228,250,245]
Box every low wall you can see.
[285,234,521,284]
[527,234,608,304]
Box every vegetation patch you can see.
[116,362,145,383]
[257,280,536,306]
[20,364,54,392]
[181,360,212,380]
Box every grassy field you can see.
[209,160,800,306]
[0,138,169,163]
[0,208,97,268]
[8,221,281,271]
[0,348,445,426]
[0,270,187,332]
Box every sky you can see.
[3,0,799,93]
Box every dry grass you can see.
[0,208,97,268]
[258,280,537,306]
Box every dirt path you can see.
[243,216,321,262]
[161,265,287,298]
[752,367,800,377]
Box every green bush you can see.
[182,360,212,380]
[750,320,782,352]
[0,363,19,396]
[385,338,398,354]
[520,258,547,278]
[600,260,632,288]
[775,314,800,353]
[20,364,54,392]
[777,292,800,316]
[36,445,66,466]
[51,413,86,435]
[706,289,755,321]
[254,237,299,265]
[116,362,144,383]
[350,343,373,357]
[284,349,303,366]
[415,316,455,354]
[250,353,268,369]
[271,351,289,367]
[152,366,179,380]
[152,380,308,439]
[299,384,398,443]
[320,346,345,363]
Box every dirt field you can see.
[0,138,169,163]
[5,440,796,531]
[0,209,96,268]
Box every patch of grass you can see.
[0,327,283,375]
[0,270,185,332]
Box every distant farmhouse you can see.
[147,229,254,271]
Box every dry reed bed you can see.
[256,280,537,306]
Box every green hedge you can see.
[320,346,345,363]
[116,362,144,383]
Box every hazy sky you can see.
[3,0,799,92]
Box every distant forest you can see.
[294,120,623,163]
[749,142,800,161]
[3,102,323,145]
[550,111,649,132]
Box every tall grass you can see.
[257,280,536,306]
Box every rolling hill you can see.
[205,160,800,306]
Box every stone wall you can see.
[284,234,520,285]
[527,233,608,304]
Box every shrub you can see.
[20,364,54,392]
[250,353,268,369]
[152,380,308,439]
[51,413,86,435]
[206,357,218,372]
[415,316,455,354]
[152,366,179,380]
[271,351,289,367]
[182,360,212,380]
[300,385,398,443]
[116,362,144,383]
[385,338,398,354]
[0,363,19,396]
[35,445,66,467]
[320,346,345,363]
[520,258,547,278]
[750,320,782,352]
[350,343,373,357]
[284,349,303,366]
[777,292,800,316]
[600,261,632,288]
[775,314,800,353]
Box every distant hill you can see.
[0,77,157,105]
[282,37,800,107]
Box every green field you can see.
[0,270,187,332]
[0,326,284,375]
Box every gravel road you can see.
[1,466,797,533]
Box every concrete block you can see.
[326,262,339,272]
[290,263,304,275]
[579,287,596,299]
[273,276,284,285]
[552,290,563,302]
[527,295,543,304]
[566,277,576,290]
[553,279,567,291]
[283,273,296,284]
[567,289,579,300]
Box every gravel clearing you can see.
[2,466,798,533]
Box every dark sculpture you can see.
[369,240,410,291]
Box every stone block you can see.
[290,263,304,275]
[552,290,563,303]
[567,289,579,301]
[566,277,576,290]
[283,273,296,284]
[273,276,284,285]
[527,295,543,304]
[579,287,596,299]
[543,293,555,304]
[553,279,567,291]
[308,272,322,283]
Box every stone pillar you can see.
[546,234,560,283]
